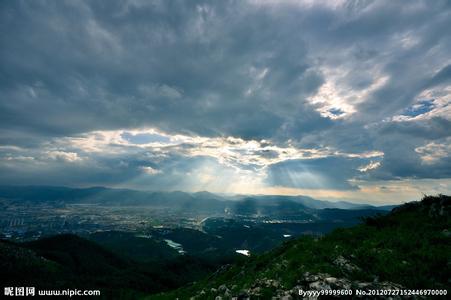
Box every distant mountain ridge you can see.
[0,185,395,212]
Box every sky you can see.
[0,0,450,204]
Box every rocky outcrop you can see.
[190,272,421,299]
[296,272,416,299]
[333,255,361,274]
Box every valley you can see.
[0,185,397,298]
[0,190,448,299]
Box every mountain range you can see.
[0,185,396,215]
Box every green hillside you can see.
[152,195,450,299]
[87,231,180,262]
[0,234,234,299]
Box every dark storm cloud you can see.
[0,0,322,140]
[0,0,450,191]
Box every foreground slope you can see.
[152,195,450,299]
[0,234,232,299]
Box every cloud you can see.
[415,139,451,165]
[45,151,82,163]
[358,161,381,173]
[140,166,162,175]
[0,0,450,202]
